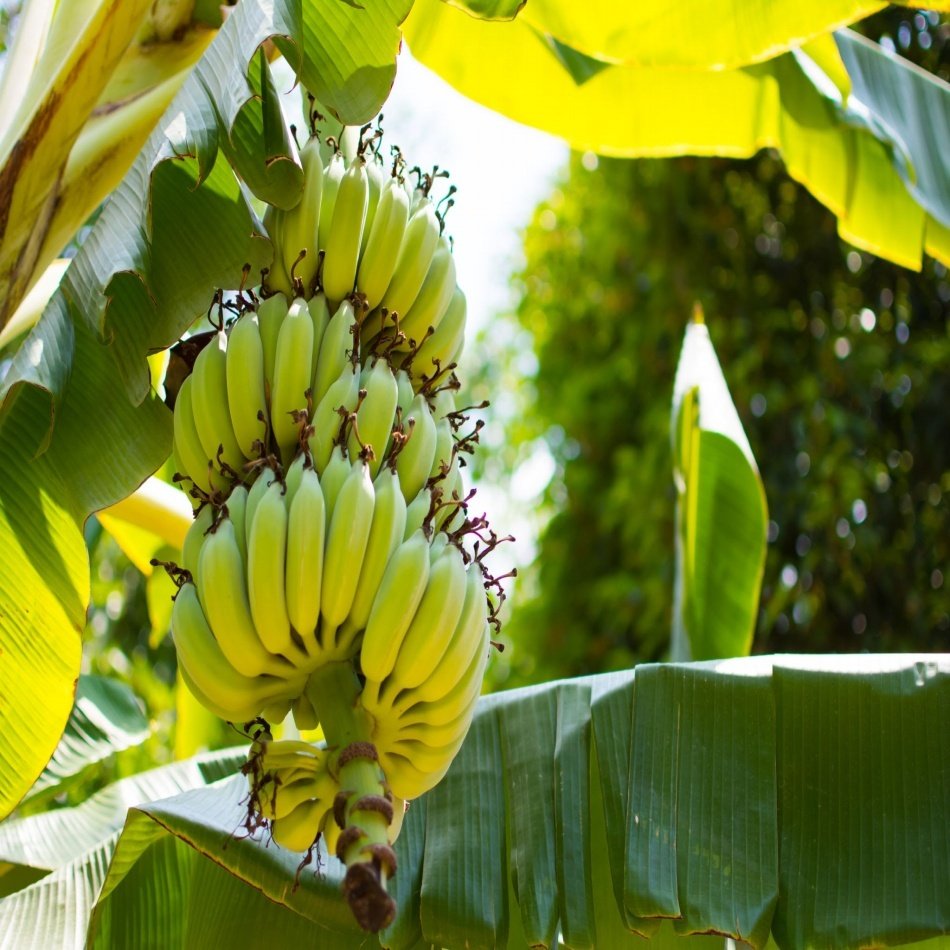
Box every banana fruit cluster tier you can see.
[164,124,509,933]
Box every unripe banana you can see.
[393,618,489,721]
[263,204,293,298]
[257,293,289,410]
[196,518,290,678]
[173,375,225,495]
[429,414,455,481]
[226,313,268,459]
[356,176,412,310]
[308,364,360,474]
[313,298,358,404]
[380,200,440,319]
[270,297,315,463]
[182,503,214,578]
[316,151,345,254]
[320,444,352,520]
[412,285,466,385]
[224,484,249,564]
[172,582,297,719]
[272,798,325,852]
[178,662,264,725]
[190,336,244,467]
[359,529,431,682]
[285,466,325,654]
[345,466,407,636]
[362,157,386,244]
[322,158,368,306]
[244,467,280,551]
[292,692,319,732]
[281,136,324,293]
[247,480,299,660]
[262,698,292,725]
[388,542,467,692]
[403,488,433,540]
[284,453,307,507]
[399,237,456,346]
[394,368,415,419]
[267,775,326,822]
[321,460,375,642]
[307,293,331,386]
[411,563,488,704]
[434,463,466,533]
[395,394,437,502]
[349,357,399,477]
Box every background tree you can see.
[486,13,950,686]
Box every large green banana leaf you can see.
[1,657,940,949]
[445,0,950,68]
[671,313,768,661]
[0,0,408,821]
[403,0,950,271]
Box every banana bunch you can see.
[167,121,508,934]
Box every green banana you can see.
[272,798,325,852]
[357,175,411,310]
[281,135,324,293]
[224,484,249,564]
[226,313,268,459]
[181,502,214,578]
[412,285,466,385]
[247,480,299,660]
[257,292,289,410]
[270,297,315,463]
[380,200,440,320]
[307,292,331,386]
[399,237,456,345]
[178,663,265,725]
[316,151,345,255]
[429,414,455,481]
[361,156,386,250]
[283,453,307,507]
[394,393,437,502]
[321,460,376,643]
[402,488,433,540]
[196,518,291,678]
[292,691,319,732]
[263,204,293,297]
[173,374,222,495]
[244,467,280,552]
[285,466,326,654]
[320,444,352,521]
[359,529,431,682]
[313,298,358,404]
[172,582,297,720]
[349,357,399,476]
[386,542,467,692]
[394,368,415,419]
[434,462,466,533]
[345,466,407,637]
[308,363,361,474]
[411,563,488,704]
[322,157,368,306]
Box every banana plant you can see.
[0,0,947,947]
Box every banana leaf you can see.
[403,1,950,271]
[73,656,948,950]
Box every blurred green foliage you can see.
[485,146,950,685]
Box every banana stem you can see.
[305,662,396,933]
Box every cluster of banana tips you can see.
[161,113,514,932]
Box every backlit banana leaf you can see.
[0,0,407,820]
[0,748,245,941]
[78,656,948,949]
[446,0,950,68]
[19,676,150,809]
[670,311,768,661]
[403,1,950,270]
